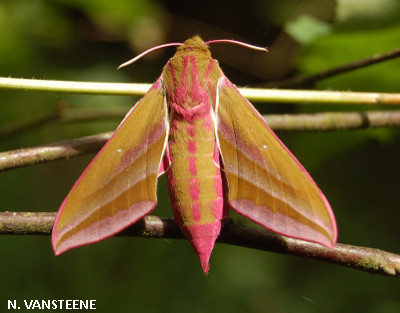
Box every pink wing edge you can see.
[52,78,170,254]
[216,76,338,247]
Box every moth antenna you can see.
[118,42,183,69]
[205,39,268,53]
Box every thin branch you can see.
[1,76,400,105]
[269,48,400,88]
[266,110,400,131]
[0,132,111,171]
[0,77,151,96]
[3,107,400,140]
[0,212,55,234]
[0,212,398,278]
[1,110,399,172]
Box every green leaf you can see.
[285,15,332,45]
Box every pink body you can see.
[164,54,227,273]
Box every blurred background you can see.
[1,0,400,312]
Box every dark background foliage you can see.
[1,0,400,312]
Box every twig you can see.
[0,212,55,234]
[1,76,400,105]
[1,110,399,172]
[0,212,398,278]
[269,48,400,88]
[3,108,400,140]
[266,110,400,131]
[0,77,151,96]
[0,132,111,171]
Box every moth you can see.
[52,36,337,274]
